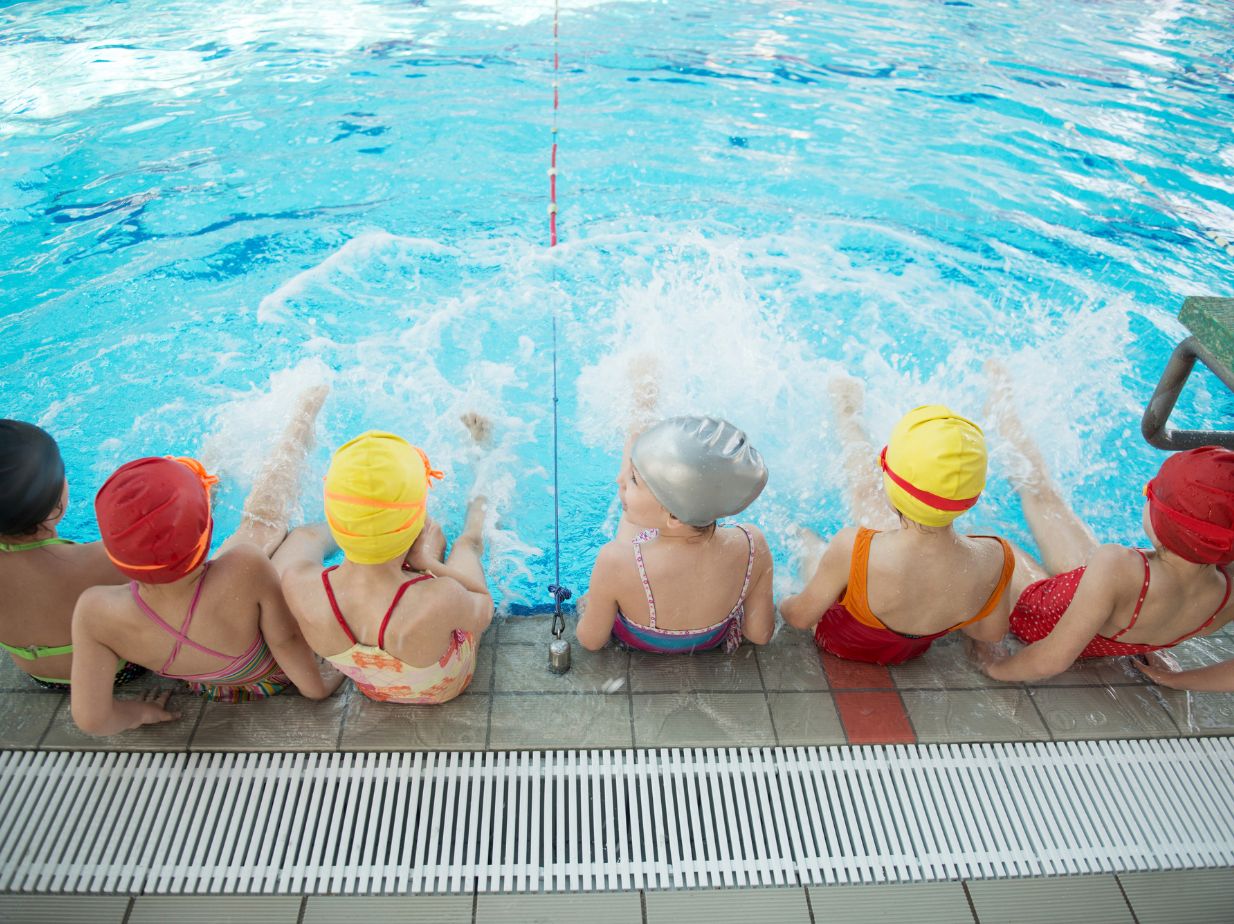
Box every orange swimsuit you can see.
[814,527,1014,665]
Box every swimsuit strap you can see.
[1106,549,1151,642]
[0,537,73,552]
[727,524,757,619]
[0,638,75,661]
[946,536,1017,632]
[839,528,886,630]
[377,573,435,649]
[1162,565,1232,647]
[321,566,358,645]
[130,564,222,673]
[631,529,660,629]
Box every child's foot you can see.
[296,383,330,424]
[828,373,877,463]
[828,373,865,422]
[984,360,1047,491]
[462,495,488,541]
[790,525,827,583]
[627,353,660,426]
[461,411,493,447]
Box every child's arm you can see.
[1135,655,1234,692]
[738,526,775,645]
[249,550,345,700]
[960,548,1015,643]
[981,545,1124,682]
[70,590,180,736]
[779,528,857,630]
[271,523,337,579]
[576,545,622,651]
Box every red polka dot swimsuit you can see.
[1009,549,1231,659]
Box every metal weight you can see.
[548,638,572,674]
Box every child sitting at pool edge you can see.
[780,375,1013,664]
[278,415,493,704]
[979,360,1234,682]
[0,420,140,690]
[70,386,343,735]
[576,361,775,653]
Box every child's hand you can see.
[406,519,446,571]
[134,691,181,728]
[1132,651,1182,688]
[975,640,1008,678]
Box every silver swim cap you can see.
[630,416,768,527]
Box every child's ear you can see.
[665,512,685,529]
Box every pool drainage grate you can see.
[1,739,1232,894]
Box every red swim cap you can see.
[95,457,218,584]
[1145,447,1234,566]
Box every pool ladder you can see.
[1142,296,1234,450]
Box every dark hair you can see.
[0,420,66,537]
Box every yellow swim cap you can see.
[879,406,986,527]
[323,431,442,564]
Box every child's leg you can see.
[986,360,1097,575]
[221,384,329,558]
[436,412,492,593]
[829,374,898,531]
[446,495,489,591]
[791,524,828,584]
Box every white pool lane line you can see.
[0,740,1231,895]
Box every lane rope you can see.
[547,0,572,636]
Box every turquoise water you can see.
[2,0,1232,610]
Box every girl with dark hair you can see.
[0,420,138,689]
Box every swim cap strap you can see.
[416,448,444,486]
[168,456,220,493]
[105,528,211,576]
[1146,481,1234,544]
[879,446,980,513]
[323,494,427,540]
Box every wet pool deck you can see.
[3,615,1234,753]
[3,616,1233,922]
[1,870,1233,924]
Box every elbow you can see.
[779,598,813,631]
[576,635,607,653]
[574,626,609,652]
[742,621,773,646]
[70,702,111,737]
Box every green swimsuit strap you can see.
[0,536,77,664]
[0,638,74,660]
[0,537,74,552]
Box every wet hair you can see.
[0,420,66,537]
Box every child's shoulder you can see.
[1083,544,1146,586]
[211,544,278,582]
[75,580,129,616]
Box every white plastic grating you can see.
[1,739,1233,894]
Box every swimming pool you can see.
[3,0,1232,611]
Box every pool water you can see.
[2,0,1233,611]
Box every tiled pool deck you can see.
[2,871,1234,924]
[3,616,1233,922]
[4,616,1234,753]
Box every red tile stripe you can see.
[820,652,917,745]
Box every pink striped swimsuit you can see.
[131,563,290,702]
[611,525,754,655]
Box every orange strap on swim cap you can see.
[169,456,220,492]
[880,446,980,513]
[105,526,212,575]
[416,447,444,486]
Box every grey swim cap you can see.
[630,416,768,527]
